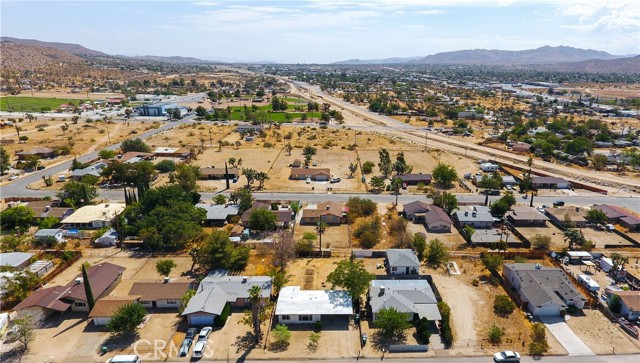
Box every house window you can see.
[299,314,312,321]
[74,302,86,307]
[281,315,290,320]
[391,267,397,272]
[166,300,177,304]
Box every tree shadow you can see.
[100,333,140,353]
[0,345,26,363]
[370,330,407,352]
[267,341,289,353]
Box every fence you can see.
[389,344,428,352]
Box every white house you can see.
[34,229,65,244]
[480,163,499,172]
[275,286,352,324]
[610,291,640,320]
[368,280,441,322]
[89,296,141,326]
[95,228,119,247]
[62,203,126,229]
[386,249,420,275]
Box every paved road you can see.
[540,316,594,356]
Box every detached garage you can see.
[89,296,141,326]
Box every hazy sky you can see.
[2,0,639,63]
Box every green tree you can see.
[488,324,505,344]
[213,194,227,205]
[369,176,386,192]
[1,206,35,233]
[193,230,250,270]
[169,163,201,193]
[585,209,607,224]
[592,154,608,170]
[57,181,97,207]
[375,307,411,340]
[411,233,427,261]
[98,149,116,159]
[362,161,375,174]
[461,225,475,242]
[478,172,503,190]
[432,163,458,188]
[11,316,36,349]
[348,161,358,178]
[608,294,622,313]
[426,238,449,269]
[230,188,254,212]
[563,228,586,250]
[481,254,504,273]
[120,138,151,153]
[493,295,515,315]
[2,270,41,302]
[179,289,196,314]
[326,259,374,305]
[611,252,629,270]
[271,324,292,347]
[289,201,301,234]
[155,159,176,173]
[530,234,551,250]
[428,189,458,215]
[0,235,28,252]
[528,323,549,356]
[155,259,177,276]
[378,148,392,178]
[268,267,289,296]
[248,208,277,231]
[106,302,147,336]
[38,216,60,229]
[82,263,95,311]
[346,197,377,219]
[0,146,10,174]
[414,317,431,344]
[393,152,412,175]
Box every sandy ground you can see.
[566,309,640,354]
[0,91,125,100]
[580,227,635,248]
[294,224,351,251]
[286,257,347,290]
[516,225,566,250]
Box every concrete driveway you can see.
[539,316,594,356]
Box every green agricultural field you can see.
[227,110,321,122]
[0,97,87,112]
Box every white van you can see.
[106,355,141,363]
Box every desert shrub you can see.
[493,295,515,316]
[488,324,505,344]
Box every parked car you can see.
[305,177,311,184]
[493,350,520,362]
[185,327,198,339]
[330,177,341,183]
[192,340,206,359]
[178,337,193,357]
[106,355,142,363]
[198,326,212,341]
[553,200,565,207]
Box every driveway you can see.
[539,316,594,356]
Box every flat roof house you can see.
[62,203,126,229]
[368,280,441,322]
[503,263,585,316]
[397,173,432,186]
[196,203,241,226]
[199,167,240,180]
[289,168,331,181]
[453,206,494,229]
[129,279,195,309]
[275,286,352,324]
[505,206,548,227]
[153,147,190,159]
[300,202,344,226]
[386,249,420,275]
[182,272,271,326]
[532,176,571,189]
[89,296,141,326]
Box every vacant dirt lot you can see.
[566,309,640,354]
[580,228,635,249]
[294,224,351,251]
[286,257,346,290]
[516,225,566,249]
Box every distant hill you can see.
[535,55,640,74]
[332,56,422,65]
[411,45,620,65]
[127,55,213,64]
[0,36,106,56]
[0,41,85,71]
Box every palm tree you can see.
[248,285,263,344]
[289,201,301,234]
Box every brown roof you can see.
[61,262,125,303]
[506,206,549,222]
[89,296,141,318]
[240,203,292,224]
[614,291,640,311]
[424,205,453,225]
[15,147,55,156]
[14,285,71,312]
[301,202,342,219]
[289,168,330,177]
[512,142,531,152]
[545,207,587,223]
[200,167,240,176]
[128,279,195,301]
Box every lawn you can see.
[0,96,87,112]
[228,109,322,122]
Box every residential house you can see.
[501,176,518,187]
[503,263,586,316]
[71,162,108,181]
[62,203,126,229]
[397,173,432,186]
[505,206,548,227]
[511,142,532,153]
[199,167,240,180]
[118,152,154,162]
[275,286,352,324]
[545,206,587,228]
[368,280,441,322]
[152,147,190,159]
[95,228,119,247]
[59,262,126,312]
[386,249,420,275]
[22,200,74,222]
[289,168,331,181]
[402,202,452,232]
[128,279,195,309]
[182,272,271,325]
[300,202,344,225]
[89,296,141,326]
[402,201,432,222]
[34,229,65,244]
[236,124,264,133]
[13,286,71,321]
[609,291,640,320]
[531,176,571,189]
[470,229,520,245]
[453,206,494,229]
[0,252,34,270]
[240,202,292,229]
[15,147,56,160]
[593,205,640,231]
[196,203,241,226]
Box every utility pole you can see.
[424,131,428,151]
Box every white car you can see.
[198,326,212,341]
[305,177,311,184]
[192,340,206,359]
[493,350,520,362]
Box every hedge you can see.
[214,302,231,327]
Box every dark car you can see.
[185,327,198,339]
[178,337,193,357]
[553,201,565,207]
[481,189,501,195]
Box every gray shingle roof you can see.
[386,249,420,268]
[505,263,585,308]
[369,280,441,320]
[195,203,240,221]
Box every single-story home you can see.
[593,205,640,231]
[0,252,34,270]
[402,202,452,232]
[153,147,190,159]
[15,147,56,160]
[199,167,240,180]
[196,203,241,226]
[505,206,548,227]
[23,200,74,221]
[403,201,431,222]
[470,229,520,245]
[34,229,65,244]
[182,272,272,326]
[453,206,494,229]
[59,262,126,312]
[503,263,585,316]
[368,280,441,322]
[89,296,141,326]
[129,279,195,309]
[275,286,352,324]
[609,291,640,320]
[70,162,108,181]
[289,168,331,181]
[531,176,571,189]
[13,286,72,321]
[511,142,531,153]
[545,206,587,228]
[386,249,420,275]
[240,203,292,229]
[62,203,126,229]
[95,228,119,247]
[397,173,432,186]
[300,202,344,225]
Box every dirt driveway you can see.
[430,272,478,350]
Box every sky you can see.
[2,0,639,63]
